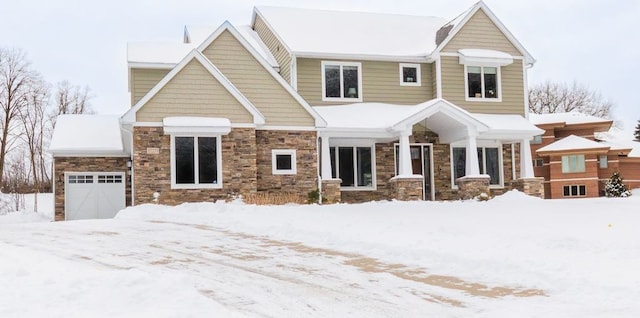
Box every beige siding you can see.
[202,30,315,126]
[297,58,434,106]
[440,56,524,115]
[131,68,170,106]
[431,62,437,99]
[442,10,521,56]
[136,60,254,123]
[253,15,292,83]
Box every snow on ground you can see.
[0,193,53,224]
[1,191,639,317]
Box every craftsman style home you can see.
[50,1,544,221]
[530,113,640,199]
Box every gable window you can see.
[171,136,222,189]
[272,149,297,175]
[330,146,374,189]
[563,185,586,197]
[321,61,362,101]
[452,146,503,187]
[561,155,585,173]
[466,66,500,100]
[399,63,421,86]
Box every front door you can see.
[396,144,434,200]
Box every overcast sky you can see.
[1,0,638,137]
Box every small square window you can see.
[272,149,296,175]
[531,135,543,144]
[399,63,421,86]
[533,159,544,167]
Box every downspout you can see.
[316,134,322,204]
[120,122,135,206]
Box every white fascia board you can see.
[128,62,176,69]
[317,128,396,139]
[197,21,327,128]
[251,8,293,54]
[294,51,429,63]
[391,99,489,133]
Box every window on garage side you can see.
[172,136,221,188]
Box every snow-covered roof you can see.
[254,6,447,58]
[163,116,232,135]
[314,103,423,130]
[128,24,278,68]
[458,49,513,66]
[49,115,126,156]
[529,113,612,126]
[474,114,543,136]
[596,128,640,158]
[537,135,608,153]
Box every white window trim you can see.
[331,144,377,191]
[399,63,421,86]
[464,65,503,102]
[272,149,297,175]
[321,61,363,102]
[170,135,223,190]
[450,143,504,189]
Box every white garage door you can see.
[65,172,126,220]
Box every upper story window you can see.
[321,61,362,102]
[561,154,585,173]
[599,155,608,169]
[399,63,421,86]
[466,66,500,100]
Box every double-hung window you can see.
[171,136,222,189]
[329,146,374,189]
[561,155,585,173]
[451,146,502,186]
[322,61,362,102]
[466,66,500,100]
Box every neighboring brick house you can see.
[530,113,640,199]
[50,1,545,220]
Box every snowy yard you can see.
[1,191,639,317]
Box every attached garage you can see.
[65,172,126,220]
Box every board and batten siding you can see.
[130,68,170,106]
[442,9,521,56]
[136,60,254,123]
[440,56,524,115]
[252,15,292,83]
[202,30,315,127]
[297,58,434,106]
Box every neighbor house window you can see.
[563,185,586,197]
[452,147,502,186]
[272,149,296,175]
[171,136,221,189]
[531,135,543,144]
[466,66,499,100]
[330,146,374,189]
[322,61,362,101]
[561,155,585,173]
[599,155,608,169]
[533,158,544,167]
[399,63,421,86]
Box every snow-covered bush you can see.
[605,172,632,198]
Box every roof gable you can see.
[197,21,326,127]
[122,50,265,125]
[537,135,610,155]
[435,1,535,65]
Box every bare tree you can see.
[528,81,614,118]
[20,77,50,211]
[0,48,37,190]
[50,80,93,127]
[634,120,640,142]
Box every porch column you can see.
[465,131,480,176]
[320,135,332,180]
[398,131,413,176]
[520,138,534,178]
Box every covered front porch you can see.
[313,99,544,202]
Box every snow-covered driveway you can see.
[1,212,541,317]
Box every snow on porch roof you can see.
[49,115,126,156]
[313,103,423,130]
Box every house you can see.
[49,1,545,221]
[529,113,640,199]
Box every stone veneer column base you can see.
[456,175,491,200]
[389,176,423,201]
[321,179,342,204]
[511,177,545,198]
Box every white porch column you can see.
[320,135,333,180]
[398,131,413,176]
[520,138,534,178]
[465,132,480,176]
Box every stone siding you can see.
[256,130,318,201]
[511,177,545,198]
[133,126,257,205]
[54,157,130,221]
[456,176,491,200]
[389,177,423,201]
[321,179,342,203]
